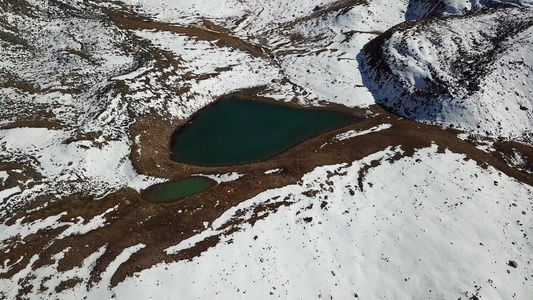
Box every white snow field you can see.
[113,147,532,300]
[1,146,531,299]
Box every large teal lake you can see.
[171,96,354,166]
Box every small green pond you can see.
[142,176,217,204]
[171,96,354,166]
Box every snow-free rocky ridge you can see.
[1,0,533,299]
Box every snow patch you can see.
[0,171,8,184]
[264,168,282,174]
[58,205,118,239]
[0,186,20,202]
[197,172,244,183]
[335,124,392,141]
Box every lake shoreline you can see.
[169,94,357,167]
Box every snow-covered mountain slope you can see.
[0,0,134,130]
[2,144,532,299]
[257,0,409,106]
[406,0,533,20]
[98,146,533,300]
[0,0,170,213]
[0,0,413,212]
[1,0,533,299]
[361,4,533,143]
[117,0,412,107]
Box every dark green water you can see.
[171,96,354,166]
[143,177,217,204]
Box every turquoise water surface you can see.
[143,177,217,204]
[171,96,353,166]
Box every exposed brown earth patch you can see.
[0,108,63,131]
[106,8,267,60]
[494,141,533,173]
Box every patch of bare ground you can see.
[0,161,44,217]
[493,141,533,173]
[54,277,83,293]
[0,162,42,190]
[3,91,533,289]
[1,77,39,94]
[0,107,63,130]
[62,131,104,145]
[2,69,85,96]
[105,8,267,60]
[0,119,63,130]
